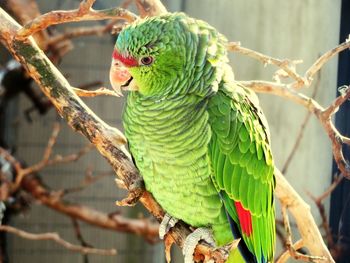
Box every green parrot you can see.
[109,13,275,263]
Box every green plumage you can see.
[208,83,275,262]
[117,13,275,263]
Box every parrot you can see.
[109,12,275,263]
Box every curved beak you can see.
[109,59,138,96]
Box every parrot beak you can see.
[109,59,138,96]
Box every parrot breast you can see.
[123,92,225,228]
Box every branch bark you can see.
[275,169,332,261]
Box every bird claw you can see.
[159,213,179,239]
[183,228,216,263]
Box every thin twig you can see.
[275,169,333,261]
[231,38,350,179]
[14,122,60,186]
[277,239,304,263]
[48,24,115,44]
[241,79,350,179]
[228,42,304,84]
[73,87,120,97]
[14,123,94,188]
[322,85,350,119]
[318,174,344,203]
[303,39,350,89]
[46,0,132,45]
[16,0,137,40]
[282,73,321,174]
[0,225,116,255]
[280,206,325,262]
[72,219,92,247]
[45,144,94,166]
[0,146,160,242]
[62,169,113,196]
[307,174,344,248]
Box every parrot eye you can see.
[140,56,154,66]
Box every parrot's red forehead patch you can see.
[112,50,138,67]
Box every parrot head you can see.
[110,13,228,97]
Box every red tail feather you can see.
[234,201,253,236]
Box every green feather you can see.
[223,156,233,191]
[231,165,242,200]
[118,13,275,263]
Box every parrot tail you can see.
[226,210,257,263]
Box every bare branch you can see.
[0,147,160,243]
[46,0,133,45]
[71,218,92,247]
[16,0,137,39]
[304,39,350,88]
[241,79,350,179]
[73,87,120,97]
[275,169,333,261]
[282,74,321,174]
[20,172,160,243]
[228,42,304,84]
[0,224,117,256]
[15,122,61,186]
[135,0,168,17]
[230,36,350,90]
[13,123,94,188]
[278,206,325,262]
[317,174,344,203]
[62,169,113,196]
[47,24,116,44]
[307,174,344,248]
[322,85,350,119]
[46,144,94,166]
[276,239,304,263]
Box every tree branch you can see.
[13,122,94,188]
[0,147,159,243]
[240,79,350,179]
[0,224,117,256]
[307,174,344,249]
[275,168,333,261]
[73,87,120,97]
[227,42,304,84]
[282,74,321,174]
[304,39,350,88]
[15,0,137,40]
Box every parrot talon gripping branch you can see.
[159,213,179,239]
[2,0,349,262]
[182,228,217,263]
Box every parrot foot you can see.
[159,213,179,239]
[183,228,216,263]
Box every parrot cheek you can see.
[109,61,135,95]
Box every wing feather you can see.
[208,83,275,262]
